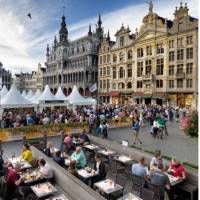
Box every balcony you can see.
[176,72,185,79]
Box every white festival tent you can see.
[38,85,58,102]
[30,89,42,104]
[66,85,96,105]
[25,90,34,99]
[0,85,8,98]
[21,90,27,98]
[55,86,67,101]
[0,84,35,108]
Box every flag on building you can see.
[89,83,97,92]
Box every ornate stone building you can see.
[98,2,198,108]
[15,63,44,92]
[43,14,103,96]
[0,62,12,90]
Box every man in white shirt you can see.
[38,159,54,181]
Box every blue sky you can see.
[0,0,198,73]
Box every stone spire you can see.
[59,15,68,43]
[46,44,50,56]
[54,36,57,48]
[106,30,110,41]
[88,24,92,36]
[97,13,102,29]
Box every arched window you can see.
[118,82,125,89]
[112,83,117,90]
[119,67,124,78]
[127,50,132,60]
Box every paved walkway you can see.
[108,121,198,165]
[1,121,197,165]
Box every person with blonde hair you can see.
[168,158,186,180]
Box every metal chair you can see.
[141,187,154,200]
[147,180,163,200]
[131,174,143,195]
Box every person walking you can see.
[132,117,142,145]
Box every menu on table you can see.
[166,173,182,186]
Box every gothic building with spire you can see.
[43,14,103,96]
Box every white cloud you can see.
[0,0,198,73]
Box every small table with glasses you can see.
[20,169,45,185]
[94,179,123,200]
[117,193,143,200]
[8,156,32,170]
[98,149,116,156]
[83,144,100,151]
[31,182,58,199]
[77,167,98,180]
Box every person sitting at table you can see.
[21,144,33,163]
[79,129,90,146]
[0,150,6,176]
[168,158,186,180]
[53,151,65,167]
[150,163,171,200]
[91,154,106,188]
[64,133,75,154]
[70,147,87,169]
[68,160,78,178]
[38,159,54,182]
[5,164,31,200]
[44,141,54,157]
[150,150,167,170]
[132,157,147,181]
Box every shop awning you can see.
[98,93,110,97]
[152,92,166,99]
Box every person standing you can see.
[132,117,142,145]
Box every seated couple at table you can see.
[44,141,59,158]
[131,152,186,199]
[64,130,90,154]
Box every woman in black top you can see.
[91,154,106,188]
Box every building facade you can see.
[15,63,44,92]
[98,2,198,108]
[0,62,12,90]
[43,15,103,96]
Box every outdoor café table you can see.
[166,173,183,186]
[20,169,45,185]
[31,182,58,199]
[8,156,32,170]
[114,155,134,164]
[117,193,143,200]
[94,179,123,200]
[83,144,100,151]
[98,149,116,156]
[77,168,98,181]
[45,193,68,200]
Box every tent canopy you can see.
[25,90,34,99]
[30,89,42,103]
[66,85,96,105]
[1,84,34,108]
[21,90,27,98]
[55,87,67,101]
[0,85,8,98]
[38,85,58,102]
